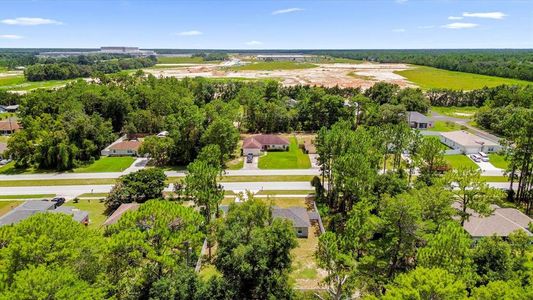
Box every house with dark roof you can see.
[272,206,311,238]
[103,203,140,226]
[0,200,90,226]
[407,111,433,130]
[457,204,532,239]
[242,134,289,156]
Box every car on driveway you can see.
[470,154,481,162]
[246,154,254,163]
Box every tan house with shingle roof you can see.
[242,134,289,156]
[0,118,21,135]
[101,135,142,156]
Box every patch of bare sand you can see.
[143,62,416,89]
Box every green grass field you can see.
[489,154,509,169]
[0,201,20,217]
[226,158,244,170]
[64,199,108,228]
[73,157,135,173]
[431,106,477,119]
[395,66,532,90]
[258,137,311,169]
[444,154,479,169]
[428,120,462,132]
[231,61,317,71]
[156,56,207,64]
[0,76,74,91]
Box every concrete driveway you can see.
[242,156,259,170]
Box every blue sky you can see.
[0,0,531,49]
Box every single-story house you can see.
[0,118,21,135]
[50,206,89,225]
[457,204,532,240]
[242,134,289,156]
[0,200,89,227]
[1,105,19,113]
[102,203,140,226]
[272,206,311,238]
[407,111,434,129]
[101,135,142,156]
[440,131,501,154]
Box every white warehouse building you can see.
[440,131,501,154]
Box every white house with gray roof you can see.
[440,131,501,154]
[272,206,311,238]
[407,111,434,130]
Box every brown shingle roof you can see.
[0,119,21,131]
[242,135,289,149]
[109,140,141,151]
[103,203,140,226]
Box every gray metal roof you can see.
[407,111,430,123]
[50,206,89,223]
[272,206,311,228]
[460,204,532,237]
[0,201,89,226]
[0,210,40,226]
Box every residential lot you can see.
[73,156,135,173]
[258,137,311,169]
[444,154,479,169]
[64,199,107,228]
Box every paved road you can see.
[0,181,515,199]
[0,181,315,198]
[0,168,320,181]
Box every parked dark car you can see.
[51,197,65,206]
[246,153,254,163]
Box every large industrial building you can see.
[38,47,156,58]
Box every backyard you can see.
[258,137,311,169]
[428,120,462,132]
[290,224,324,289]
[444,154,479,169]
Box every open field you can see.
[259,137,311,169]
[428,120,463,132]
[143,62,414,89]
[0,75,75,91]
[0,201,20,217]
[395,66,532,90]
[73,157,135,173]
[489,154,509,169]
[431,106,478,119]
[444,154,479,169]
[230,61,317,71]
[64,199,107,228]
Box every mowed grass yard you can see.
[428,120,463,132]
[0,75,74,91]
[431,106,477,119]
[489,154,509,169]
[73,156,135,173]
[395,66,532,90]
[0,201,21,217]
[230,61,317,71]
[258,137,311,169]
[444,154,479,169]
[64,199,108,228]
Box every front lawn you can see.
[444,154,479,169]
[428,121,462,132]
[226,158,243,170]
[73,156,135,173]
[64,199,108,228]
[258,137,311,169]
[0,201,21,217]
[489,154,509,169]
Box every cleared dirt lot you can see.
[144,62,415,89]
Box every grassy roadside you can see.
[0,201,21,217]
[0,194,55,199]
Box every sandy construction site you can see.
[144,62,416,89]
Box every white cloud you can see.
[272,8,304,15]
[442,22,479,29]
[448,16,463,20]
[392,28,406,32]
[0,34,23,39]
[245,40,263,46]
[417,25,434,29]
[1,17,62,26]
[463,12,507,19]
[177,30,203,36]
